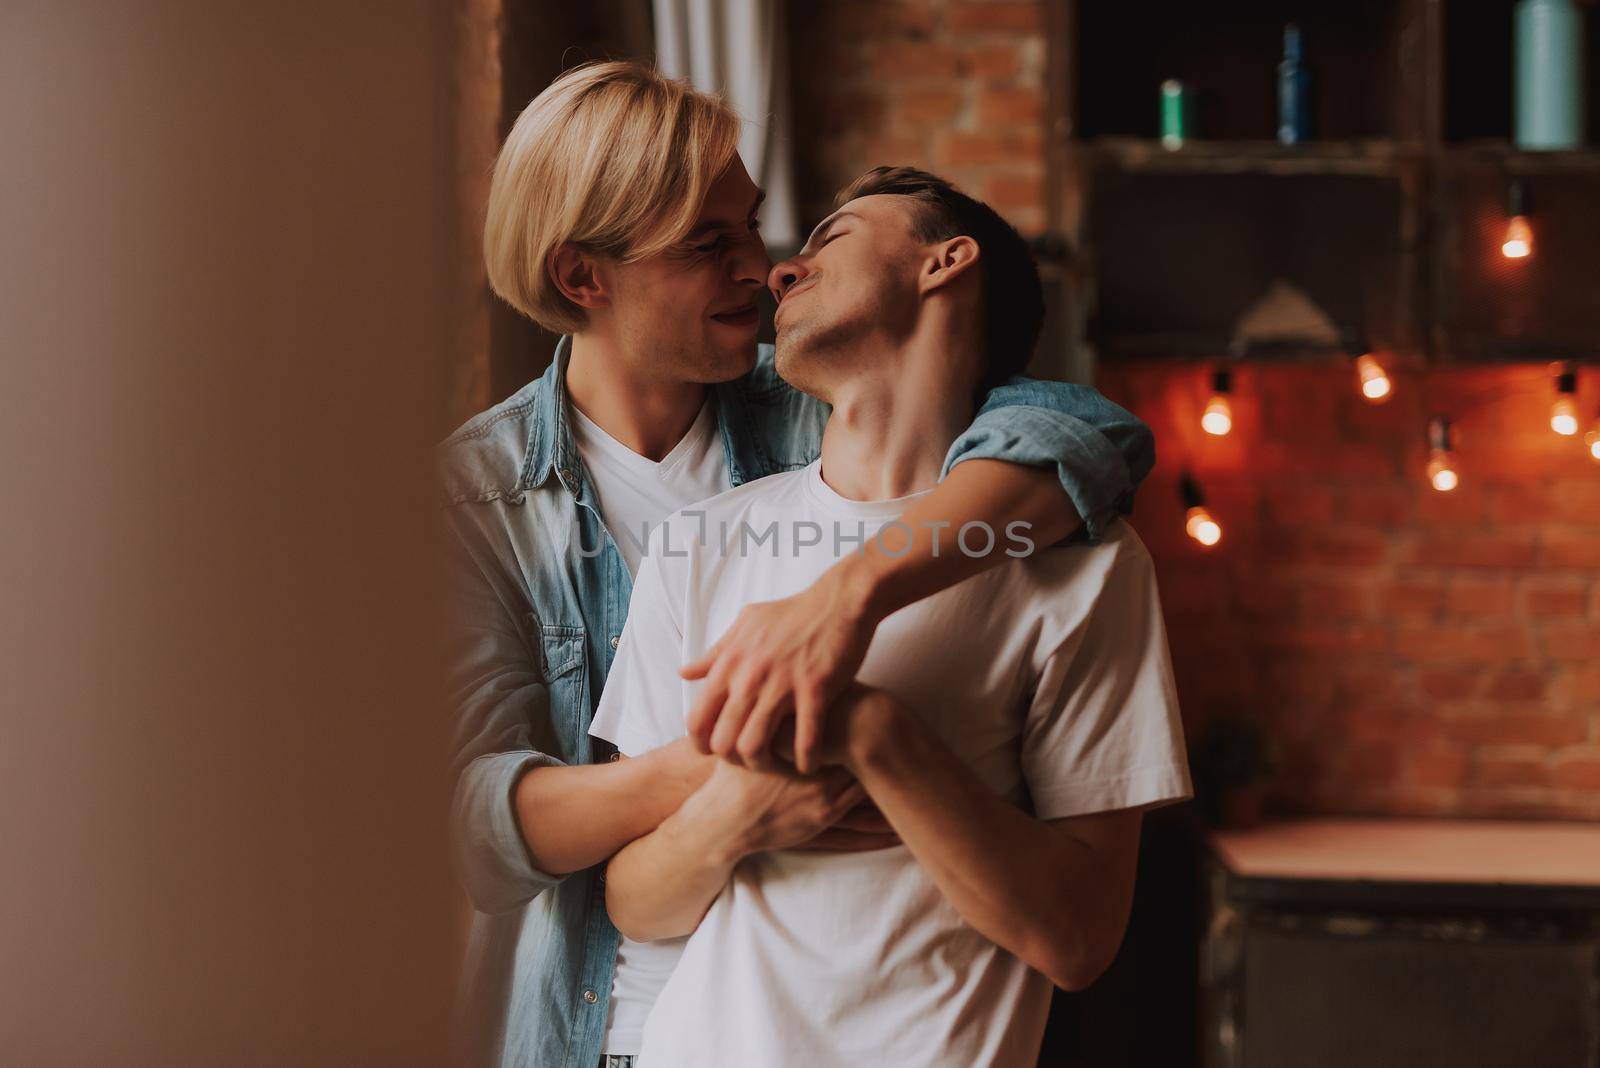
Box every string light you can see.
[1201,368,1233,436]
[1586,422,1600,463]
[1354,350,1391,402]
[1550,362,1579,436]
[1180,473,1222,547]
[1426,417,1459,492]
[1501,178,1532,260]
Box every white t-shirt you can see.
[568,394,730,1054]
[569,395,730,579]
[589,459,1191,1068]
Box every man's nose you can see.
[729,234,771,291]
[768,259,809,304]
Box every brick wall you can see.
[792,0,1600,821]
[788,0,1049,234]
[1097,361,1600,821]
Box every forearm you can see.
[835,459,1078,625]
[605,786,749,941]
[514,738,713,875]
[847,708,1117,988]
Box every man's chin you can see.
[694,337,759,384]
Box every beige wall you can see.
[1,3,458,1062]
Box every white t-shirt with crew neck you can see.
[589,458,1191,1068]
[569,395,730,579]
[567,394,730,1055]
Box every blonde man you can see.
[441,61,1153,1068]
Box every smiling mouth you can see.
[711,304,760,327]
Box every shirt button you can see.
[582,988,598,1004]
[609,634,621,650]
[607,751,621,763]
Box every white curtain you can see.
[653,0,800,249]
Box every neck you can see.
[817,316,979,501]
[564,331,707,461]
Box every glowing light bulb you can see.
[1501,179,1533,259]
[1426,416,1458,492]
[1501,216,1532,259]
[1178,473,1220,547]
[1202,367,1234,436]
[1551,396,1579,436]
[1551,364,1580,436]
[1355,353,1391,402]
[1185,506,1222,546]
[1585,425,1600,463]
[1201,396,1233,436]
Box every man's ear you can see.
[919,235,980,296]
[547,242,611,311]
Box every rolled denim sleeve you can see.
[940,377,1155,543]
[444,503,566,914]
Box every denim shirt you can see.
[438,337,1153,1068]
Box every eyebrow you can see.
[801,210,860,253]
[684,188,767,240]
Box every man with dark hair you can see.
[831,165,1045,396]
[587,170,1191,1067]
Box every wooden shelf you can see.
[1079,138,1411,177]
[1090,332,1360,363]
[1440,141,1600,175]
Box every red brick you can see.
[1418,666,1481,701]
[947,1,1043,36]
[1539,481,1600,525]
[1338,703,1439,744]
[1443,575,1515,617]
[1156,570,1229,618]
[1443,708,1588,747]
[1541,529,1600,568]
[1258,622,1390,654]
[1394,622,1535,660]
[980,171,1043,213]
[935,128,1040,167]
[1470,751,1550,788]
[1380,575,1444,617]
[1003,204,1043,235]
[1550,663,1600,703]
[1334,666,1402,703]
[1341,740,1403,786]
[1551,752,1600,790]
[1539,622,1600,661]
[1271,528,1389,567]
[1295,578,1378,619]
[977,86,1043,125]
[1484,667,1550,701]
[959,41,1024,80]
[1518,576,1592,617]
[1406,744,1469,789]
[1262,659,1337,705]
[830,1,937,37]
[1415,484,1487,526]
[1341,484,1412,526]
[1404,531,1539,569]
[895,85,964,124]
[868,41,964,79]
[1263,485,1339,527]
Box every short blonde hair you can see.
[484,60,743,334]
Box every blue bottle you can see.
[1278,23,1312,144]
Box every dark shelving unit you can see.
[1039,0,1600,375]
